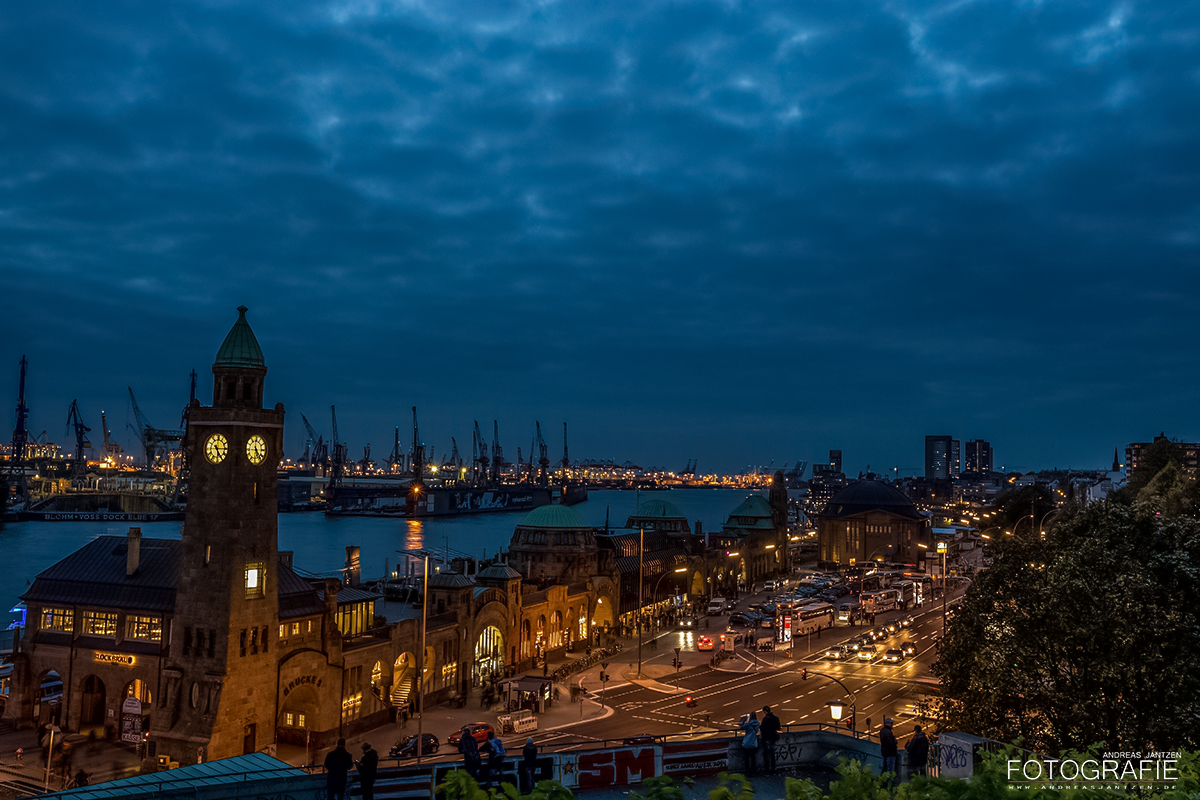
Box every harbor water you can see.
[2,488,758,645]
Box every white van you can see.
[707,597,727,615]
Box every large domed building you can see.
[816,479,930,567]
[508,504,599,583]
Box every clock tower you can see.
[152,306,285,762]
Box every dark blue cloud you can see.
[1,0,1198,474]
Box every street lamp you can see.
[936,541,948,631]
[827,700,847,733]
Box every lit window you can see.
[279,624,286,639]
[245,563,265,597]
[41,607,73,633]
[125,615,162,641]
[298,713,306,727]
[285,712,294,726]
[292,622,301,635]
[81,611,118,637]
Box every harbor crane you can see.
[490,420,504,486]
[387,427,405,474]
[562,422,570,475]
[329,405,347,488]
[126,387,184,470]
[99,411,122,463]
[65,399,91,484]
[535,421,549,487]
[472,421,489,486]
[410,406,425,485]
[299,413,327,471]
[6,355,30,499]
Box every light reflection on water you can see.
[1,488,757,645]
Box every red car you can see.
[448,723,494,746]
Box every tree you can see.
[1125,435,1186,495]
[934,493,1200,752]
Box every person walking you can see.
[879,718,898,776]
[484,730,507,787]
[905,725,929,778]
[739,711,761,776]
[760,706,781,774]
[322,738,354,800]
[458,727,482,782]
[356,742,379,800]
[520,737,538,794]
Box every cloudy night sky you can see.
[1,0,1198,475]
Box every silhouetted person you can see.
[356,742,378,800]
[760,706,781,774]
[740,711,760,776]
[879,719,897,775]
[323,738,354,800]
[905,725,929,777]
[484,730,506,787]
[520,737,538,793]
[458,727,481,781]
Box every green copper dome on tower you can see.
[214,305,265,369]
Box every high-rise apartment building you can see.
[829,450,843,474]
[950,439,961,477]
[964,439,993,473]
[925,435,952,480]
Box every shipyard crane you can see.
[99,411,122,464]
[299,413,327,471]
[410,407,425,485]
[562,422,570,476]
[360,444,372,473]
[65,399,91,484]
[490,421,504,486]
[7,355,30,498]
[126,387,184,470]
[534,421,549,487]
[329,405,347,488]
[446,437,462,475]
[387,427,405,474]
[472,421,488,486]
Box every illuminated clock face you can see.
[246,435,267,465]
[205,434,228,464]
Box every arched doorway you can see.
[80,675,106,727]
[392,652,416,709]
[691,571,704,597]
[123,679,153,706]
[593,596,615,631]
[474,626,504,685]
[277,684,319,747]
[33,670,62,726]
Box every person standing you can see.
[739,711,760,776]
[905,725,929,777]
[760,706,781,774]
[879,719,897,776]
[484,730,507,787]
[356,742,379,800]
[520,737,538,794]
[458,727,481,782]
[323,739,354,800]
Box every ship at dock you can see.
[321,413,585,518]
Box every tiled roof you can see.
[317,586,381,605]
[429,571,474,589]
[21,537,179,613]
[278,562,325,619]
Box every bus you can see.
[860,589,899,615]
[793,602,834,635]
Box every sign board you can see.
[120,697,143,743]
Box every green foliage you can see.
[823,760,892,800]
[782,777,823,800]
[435,769,573,800]
[436,769,490,800]
[934,496,1200,752]
[709,772,755,800]
[1125,436,1187,495]
[631,775,687,800]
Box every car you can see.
[730,612,761,627]
[764,579,777,591]
[720,629,744,645]
[724,600,737,612]
[680,616,697,629]
[447,723,494,745]
[843,637,863,653]
[825,645,849,660]
[871,626,890,641]
[747,603,767,613]
[857,644,878,662]
[885,620,900,634]
[391,733,440,758]
[882,649,904,664]
[623,735,657,746]
[900,641,917,657]
[698,635,715,651]
[899,615,914,628]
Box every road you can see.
[529,592,954,752]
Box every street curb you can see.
[544,703,615,730]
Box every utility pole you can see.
[637,527,644,677]
[416,555,429,761]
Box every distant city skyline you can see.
[3,2,1198,474]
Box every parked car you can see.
[857,644,878,662]
[900,641,917,657]
[730,612,760,627]
[447,723,494,745]
[391,733,440,758]
[825,645,849,660]
[882,649,904,664]
[698,635,715,651]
